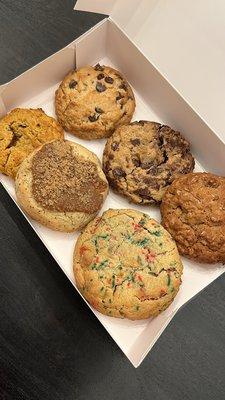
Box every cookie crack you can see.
[134,292,168,302]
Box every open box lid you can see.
[74,0,225,141]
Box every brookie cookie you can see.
[103,121,195,204]
[15,140,108,232]
[73,209,183,320]
[161,172,225,263]
[55,64,135,139]
[0,108,64,178]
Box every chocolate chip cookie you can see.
[161,172,225,263]
[103,121,195,204]
[55,64,135,140]
[73,209,183,320]
[0,108,64,178]
[15,140,108,232]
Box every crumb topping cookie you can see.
[32,140,107,214]
[73,209,183,320]
[55,64,135,139]
[15,140,108,232]
[103,121,195,204]
[161,172,225,263]
[0,108,64,178]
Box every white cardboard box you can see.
[0,2,225,367]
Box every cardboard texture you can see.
[0,16,225,367]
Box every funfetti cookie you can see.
[73,209,183,320]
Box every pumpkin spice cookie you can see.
[73,209,183,320]
[55,64,135,139]
[0,108,64,178]
[161,172,225,263]
[15,140,108,232]
[103,121,195,204]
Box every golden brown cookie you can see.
[15,140,108,232]
[0,108,64,178]
[73,209,183,320]
[103,121,195,204]
[55,64,135,140]
[161,172,225,263]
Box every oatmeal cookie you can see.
[161,172,225,263]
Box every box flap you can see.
[74,0,225,140]
[74,0,115,15]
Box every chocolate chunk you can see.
[143,177,160,189]
[109,153,114,160]
[134,187,151,199]
[95,107,104,114]
[130,138,140,146]
[97,73,104,80]
[111,142,119,151]
[119,82,127,90]
[69,80,77,89]
[96,82,106,92]
[116,93,124,101]
[94,63,104,71]
[113,168,126,178]
[105,76,114,84]
[88,114,99,122]
[168,136,182,148]
[132,157,141,167]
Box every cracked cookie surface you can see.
[161,172,225,263]
[103,121,195,204]
[55,64,135,140]
[15,140,108,232]
[73,208,183,320]
[0,108,64,178]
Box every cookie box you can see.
[1,2,225,368]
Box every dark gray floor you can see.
[0,1,225,399]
